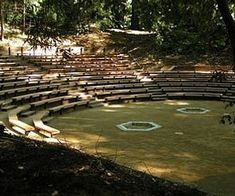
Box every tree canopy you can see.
[0,0,235,61]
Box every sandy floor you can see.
[49,100,235,196]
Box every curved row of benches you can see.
[1,54,235,140]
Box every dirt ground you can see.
[48,100,235,196]
[0,131,209,196]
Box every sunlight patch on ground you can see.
[137,163,202,182]
[102,109,117,112]
[164,100,190,106]
[136,163,202,182]
[137,164,174,176]
[174,152,199,161]
[106,104,126,108]
[58,117,78,120]
[59,133,108,146]
[174,131,185,135]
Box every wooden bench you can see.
[0,80,50,90]
[153,77,211,82]
[0,83,61,99]
[79,79,140,87]
[93,88,149,98]
[166,92,223,99]
[151,94,167,101]
[8,105,35,134]
[0,76,28,83]
[12,126,26,135]
[12,89,68,103]
[30,95,80,109]
[0,81,28,90]
[49,100,90,115]
[83,83,144,92]
[33,111,60,137]
[221,95,235,102]
[105,93,152,103]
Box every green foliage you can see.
[221,102,235,128]
[96,0,130,30]
[1,0,234,53]
[141,0,229,54]
[26,0,100,47]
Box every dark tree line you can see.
[0,0,234,64]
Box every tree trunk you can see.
[216,0,235,65]
[112,4,124,28]
[130,0,140,30]
[0,1,4,41]
[22,0,26,34]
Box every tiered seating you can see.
[30,95,80,109]
[28,53,129,73]
[26,53,155,103]
[1,54,234,139]
[12,89,69,104]
[8,105,35,135]
[142,71,235,100]
[48,100,90,115]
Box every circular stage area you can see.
[49,100,235,196]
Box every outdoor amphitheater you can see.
[0,49,235,195]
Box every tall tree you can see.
[130,0,140,30]
[22,0,26,34]
[104,0,127,28]
[0,0,4,41]
[216,0,235,65]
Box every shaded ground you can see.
[0,132,208,196]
